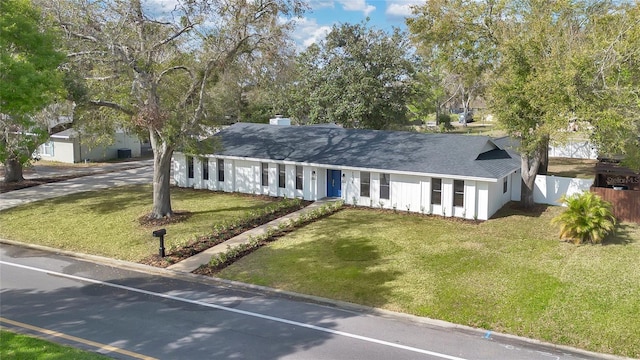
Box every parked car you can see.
[458,111,474,123]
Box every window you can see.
[187,156,194,179]
[217,159,224,182]
[380,173,390,200]
[431,178,442,205]
[503,177,508,193]
[42,141,54,156]
[295,165,303,190]
[278,164,285,188]
[261,163,269,186]
[202,158,209,180]
[360,172,370,197]
[454,180,464,207]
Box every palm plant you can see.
[552,191,616,244]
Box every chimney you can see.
[269,115,291,126]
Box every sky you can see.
[292,0,422,49]
[146,0,422,50]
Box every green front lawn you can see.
[0,185,277,261]
[217,206,640,357]
[0,330,111,360]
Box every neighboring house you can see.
[173,122,522,220]
[36,128,142,163]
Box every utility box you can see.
[117,148,132,159]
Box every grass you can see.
[0,330,111,359]
[448,122,506,136]
[2,185,638,356]
[217,206,640,358]
[0,185,277,262]
[547,158,597,179]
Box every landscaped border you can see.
[140,197,311,267]
[194,200,344,275]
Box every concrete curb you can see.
[0,238,632,360]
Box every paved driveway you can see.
[0,162,154,211]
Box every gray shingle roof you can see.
[202,123,520,180]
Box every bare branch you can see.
[85,75,118,81]
[67,51,103,58]
[60,24,100,43]
[158,66,193,82]
[89,100,134,116]
[152,24,195,51]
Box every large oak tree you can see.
[45,0,305,218]
[0,0,66,183]
[409,0,634,208]
[286,22,416,129]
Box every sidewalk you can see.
[0,161,153,211]
[168,198,340,273]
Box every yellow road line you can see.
[0,317,158,360]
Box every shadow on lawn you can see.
[215,211,401,309]
[603,223,637,245]
[490,202,549,219]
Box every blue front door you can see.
[327,170,342,197]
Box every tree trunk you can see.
[520,150,542,209]
[149,130,174,218]
[3,157,25,183]
[537,135,549,175]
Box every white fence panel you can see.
[534,175,594,205]
[549,141,597,159]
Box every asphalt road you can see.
[0,244,614,360]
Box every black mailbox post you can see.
[152,229,167,257]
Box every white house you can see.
[172,122,522,220]
[36,128,142,163]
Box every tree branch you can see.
[158,66,193,82]
[67,51,107,58]
[152,24,195,51]
[89,100,134,116]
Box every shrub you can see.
[552,192,616,244]
[437,114,453,132]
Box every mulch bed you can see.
[0,176,81,193]
[138,200,310,268]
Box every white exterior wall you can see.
[40,139,76,163]
[441,179,454,217]
[193,157,203,189]
[38,132,141,163]
[303,167,317,200]
[421,178,431,214]
[82,133,141,162]
[486,180,504,219]
[342,170,357,205]
[206,158,215,190]
[224,159,234,192]
[173,153,187,187]
[267,164,278,196]
[476,182,490,220]
[510,170,521,201]
[234,160,255,194]
[391,174,421,212]
[461,180,477,219]
[316,168,327,199]
[171,152,506,220]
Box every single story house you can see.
[36,128,142,163]
[173,122,522,220]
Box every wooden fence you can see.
[590,187,640,223]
